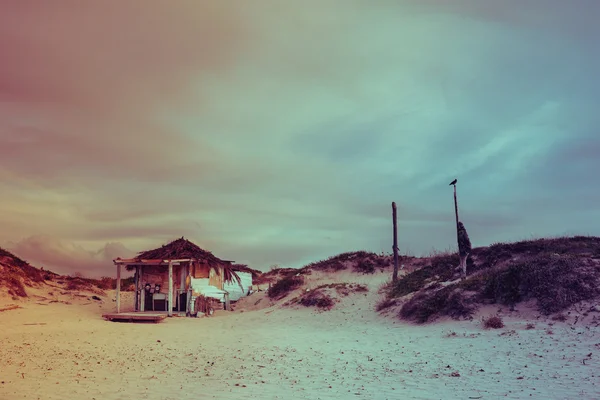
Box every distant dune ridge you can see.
[2,236,600,323]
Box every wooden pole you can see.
[452,181,468,279]
[140,265,145,312]
[134,265,139,312]
[116,263,121,314]
[168,261,173,317]
[392,202,399,282]
[453,184,460,248]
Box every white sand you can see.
[1,274,599,400]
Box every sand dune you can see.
[1,271,599,400]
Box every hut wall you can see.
[192,261,210,279]
[140,266,186,289]
[209,266,223,289]
[140,265,167,289]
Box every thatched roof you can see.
[134,237,233,266]
[120,237,243,288]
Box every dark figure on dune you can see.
[457,221,471,278]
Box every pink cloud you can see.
[0,2,249,185]
[8,235,134,278]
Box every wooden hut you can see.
[112,237,241,317]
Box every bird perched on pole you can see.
[449,178,457,186]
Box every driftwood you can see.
[0,304,20,312]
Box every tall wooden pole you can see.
[452,180,468,279]
[392,202,399,282]
[453,184,460,247]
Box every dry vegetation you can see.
[285,283,369,311]
[267,274,305,300]
[0,246,136,298]
[297,289,336,310]
[482,315,505,329]
[299,251,393,274]
[378,236,600,323]
[259,251,393,296]
[1,247,48,298]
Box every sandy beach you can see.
[1,271,599,400]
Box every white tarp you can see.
[190,277,227,302]
[223,271,253,301]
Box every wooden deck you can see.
[102,312,168,323]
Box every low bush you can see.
[5,274,27,297]
[268,275,304,299]
[98,276,114,290]
[551,313,568,322]
[299,290,335,310]
[481,253,600,314]
[387,253,465,298]
[483,315,504,329]
[376,297,396,311]
[354,260,376,274]
[399,287,474,323]
[315,283,368,296]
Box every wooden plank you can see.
[119,258,190,263]
[116,262,121,313]
[102,312,168,322]
[134,265,139,311]
[168,261,173,317]
[140,264,145,312]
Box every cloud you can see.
[7,235,134,278]
[0,1,247,186]
[1,1,599,272]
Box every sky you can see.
[1,1,600,277]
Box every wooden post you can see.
[392,202,399,282]
[225,292,230,311]
[451,180,468,280]
[185,267,191,316]
[116,263,121,314]
[168,261,173,317]
[453,184,460,246]
[140,265,145,312]
[134,265,139,312]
